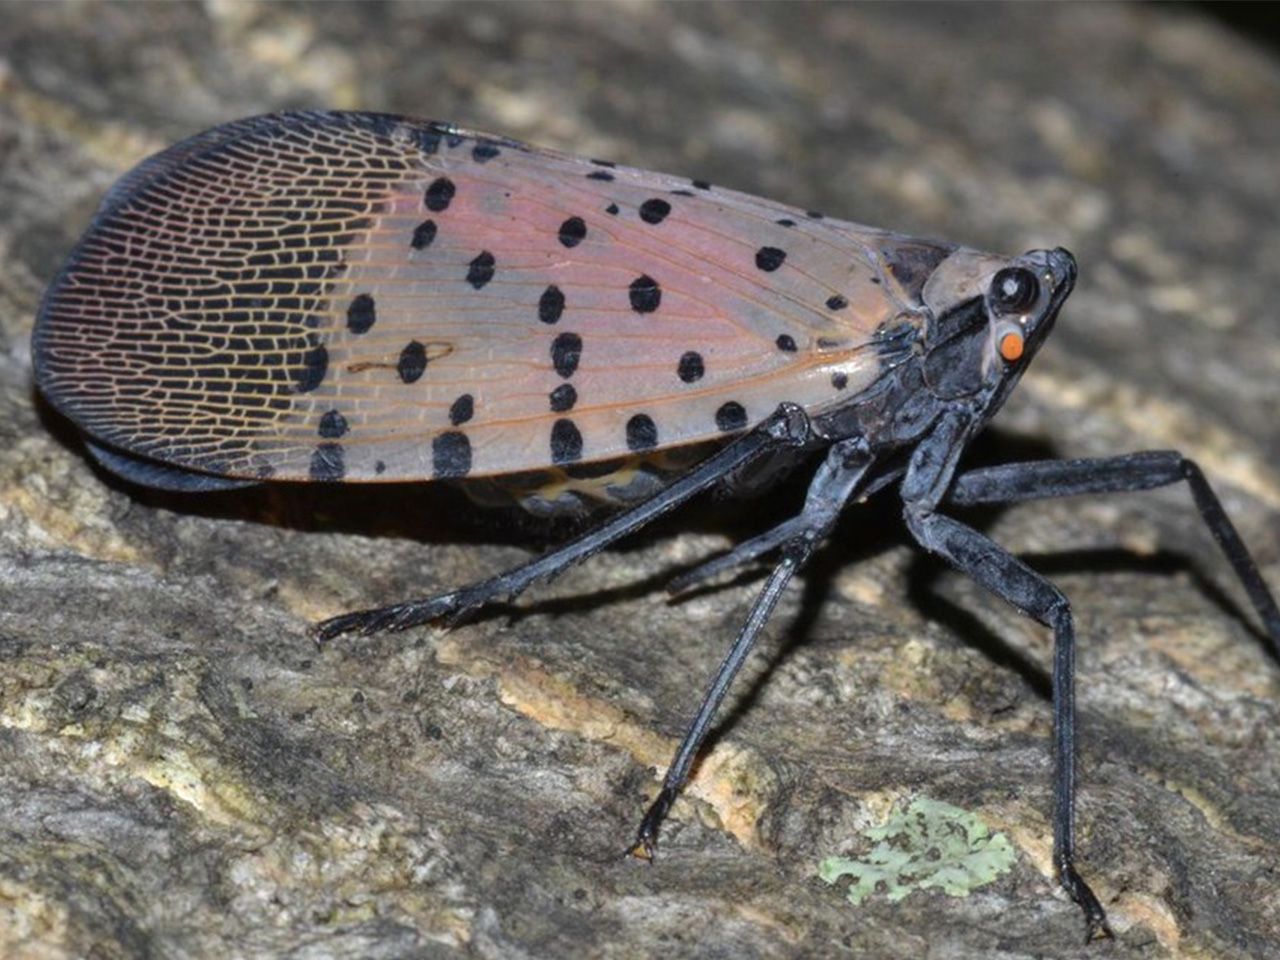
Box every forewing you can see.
[35,111,918,482]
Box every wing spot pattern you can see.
[639,199,671,225]
[538,285,565,325]
[549,383,577,412]
[677,351,704,383]
[551,418,583,464]
[297,344,329,392]
[715,401,748,433]
[628,274,661,313]
[410,220,437,250]
[625,413,658,451]
[432,431,472,478]
[551,332,582,379]
[318,409,348,438]
[424,177,456,212]
[448,393,474,426]
[346,293,376,333]
[397,340,427,383]
[310,442,345,481]
[558,216,587,248]
[466,250,496,289]
[755,246,787,272]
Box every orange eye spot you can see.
[999,331,1025,362]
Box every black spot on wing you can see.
[715,401,747,433]
[424,177,455,212]
[296,344,328,392]
[551,332,582,378]
[625,414,658,451]
[449,394,474,426]
[347,294,376,334]
[410,220,437,250]
[318,409,348,438]
[539,285,565,324]
[310,443,345,482]
[433,431,472,478]
[549,383,577,412]
[558,216,587,248]
[466,251,496,289]
[677,351,704,383]
[629,275,661,313]
[639,199,671,224]
[550,419,583,464]
[756,247,786,272]
[410,128,442,155]
[398,341,427,384]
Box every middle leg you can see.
[632,436,873,854]
[905,503,1111,939]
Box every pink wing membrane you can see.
[35,113,930,482]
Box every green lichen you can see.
[818,797,1016,906]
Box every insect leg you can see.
[904,504,1110,940]
[896,412,1110,937]
[314,403,815,642]
[665,515,808,595]
[666,459,893,595]
[946,451,1280,654]
[631,436,873,856]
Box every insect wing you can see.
[35,112,918,484]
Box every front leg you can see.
[898,411,1110,939]
[904,504,1111,941]
[946,452,1280,655]
[632,435,875,856]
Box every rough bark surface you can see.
[2,3,1279,958]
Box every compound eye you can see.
[990,267,1039,315]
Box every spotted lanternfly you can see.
[33,111,1280,939]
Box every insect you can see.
[33,111,1280,939]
